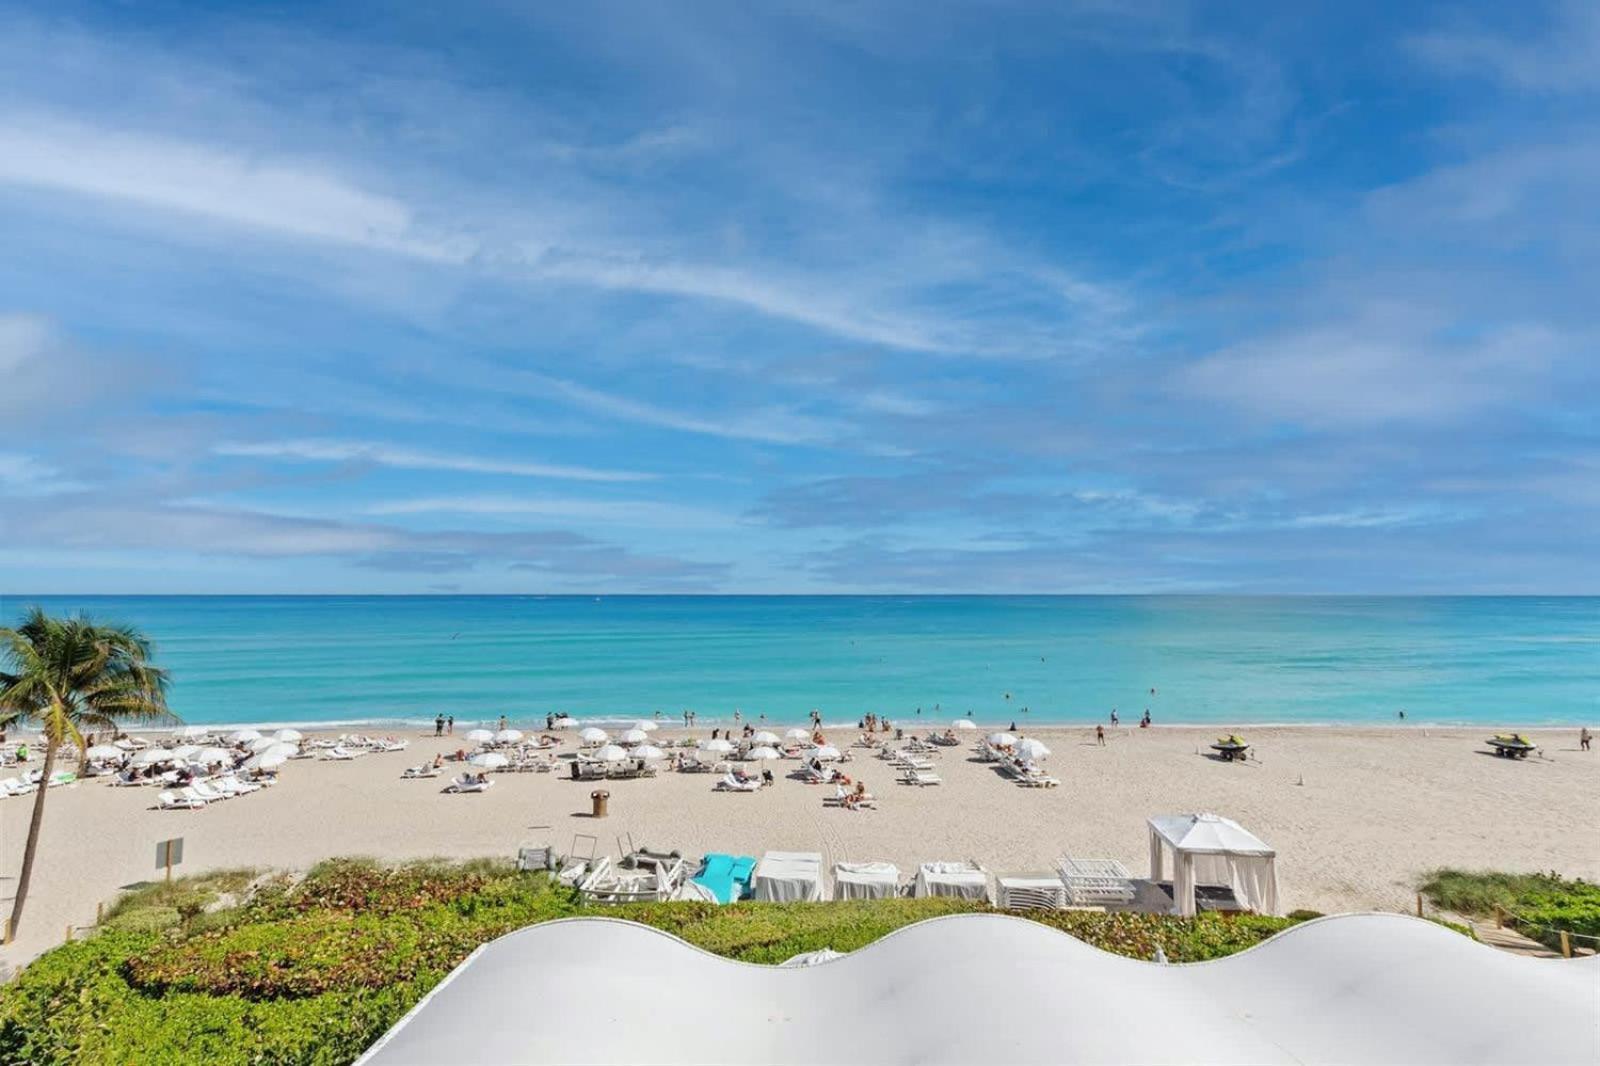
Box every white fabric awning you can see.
[752,851,824,902]
[1148,813,1279,917]
[832,862,900,900]
[912,861,989,901]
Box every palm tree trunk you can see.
[8,735,58,938]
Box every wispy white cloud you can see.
[213,438,653,483]
[364,494,739,529]
[1409,2,1600,93]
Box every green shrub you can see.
[1419,868,1600,950]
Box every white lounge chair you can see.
[216,776,260,796]
[0,777,37,797]
[188,780,228,803]
[714,772,761,793]
[402,764,442,779]
[322,746,360,761]
[900,768,942,786]
[445,775,494,793]
[157,790,205,810]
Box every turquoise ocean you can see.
[2,596,1595,728]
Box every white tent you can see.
[912,861,990,901]
[833,861,900,900]
[751,851,824,902]
[356,913,1599,1066]
[1148,813,1279,917]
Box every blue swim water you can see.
[1,596,1594,727]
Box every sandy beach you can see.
[2,724,1596,973]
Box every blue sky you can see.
[0,1,1595,593]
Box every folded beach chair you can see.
[157,789,205,810]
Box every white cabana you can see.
[494,729,524,744]
[1148,813,1279,917]
[751,851,824,902]
[469,752,509,770]
[912,861,990,901]
[578,727,609,744]
[466,728,496,743]
[591,744,628,762]
[833,861,900,900]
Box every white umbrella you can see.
[785,728,811,741]
[195,746,233,765]
[752,730,780,744]
[172,744,202,761]
[227,728,262,744]
[987,732,1017,748]
[260,742,299,760]
[746,745,780,761]
[85,744,123,761]
[553,716,576,728]
[468,751,509,769]
[1015,738,1051,760]
[249,736,279,752]
[806,745,842,762]
[633,744,666,760]
[620,728,648,744]
[700,738,733,754]
[494,729,524,744]
[631,720,660,732]
[174,725,211,740]
[591,743,628,762]
[273,729,304,743]
[952,719,977,731]
[132,747,175,765]
[465,728,495,743]
[245,751,289,771]
[579,727,609,744]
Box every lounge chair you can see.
[444,775,494,793]
[188,780,229,802]
[900,768,942,786]
[179,786,212,806]
[402,764,442,779]
[714,772,761,793]
[0,777,38,797]
[216,775,260,796]
[321,746,360,761]
[157,790,205,810]
[824,784,877,809]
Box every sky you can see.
[0,0,1596,594]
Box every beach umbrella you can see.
[1015,738,1051,760]
[807,745,842,762]
[631,720,660,732]
[468,751,509,769]
[261,742,298,760]
[273,729,304,743]
[227,728,262,744]
[132,747,175,765]
[746,745,780,761]
[620,728,648,744]
[494,729,524,744]
[752,730,780,745]
[195,746,233,765]
[699,738,733,754]
[174,725,211,740]
[172,744,202,761]
[85,744,123,761]
[245,751,289,771]
[249,736,279,752]
[785,728,811,741]
[952,720,977,731]
[987,732,1017,748]
[633,744,666,760]
[465,728,495,743]
[579,727,609,744]
[591,743,628,762]
[553,716,576,728]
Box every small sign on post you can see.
[156,837,185,882]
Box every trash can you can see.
[590,789,609,818]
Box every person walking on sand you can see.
[1581,726,1592,751]
[1095,724,1105,746]
[1110,708,1119,727]
[497,714,507,732]
[447,715,454,735]
[434,714,444,737]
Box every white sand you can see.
[2,725,1596,973]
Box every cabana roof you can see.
[1148,812,1274,856]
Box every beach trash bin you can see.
[591,789,609,818]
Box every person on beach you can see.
[1581,727,1592,751]
[434,715,444,737]
[447,715,454,734]
[497,715,507,732]
[1008,721,1016,732]
[1398,709,1406,720]
[1096,724,1105,745]
[1140,710,1151,728]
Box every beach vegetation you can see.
[0,857,1310,1064]
[1420,868,1600,950]
[0,608,174,936]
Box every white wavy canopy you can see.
[359,913,1597,1065]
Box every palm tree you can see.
[0,608,173,936]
